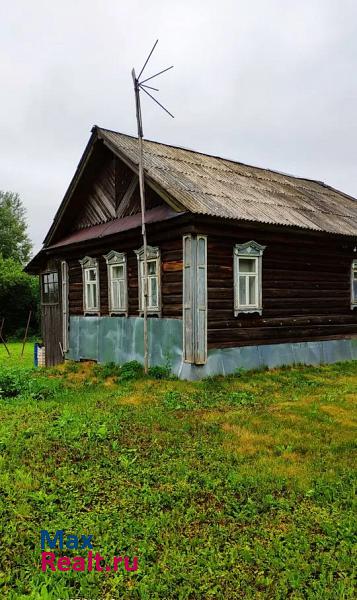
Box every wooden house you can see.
[26,126,357,377]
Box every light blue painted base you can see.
[67,317,357,380]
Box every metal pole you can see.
[132,69,149,374]
[0,318,11,357]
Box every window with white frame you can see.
[351,260,357,308]
[79,256,100,313]
[234,241,266,316]
[135,246,161,314]
[104,251,127,314]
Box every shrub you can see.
[0,368,28,398]
[0,256,40,338]
[93,362,122,380]
[148,365,176,380]
[118,361,144,381]
[0,367,61,400]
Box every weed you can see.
[118,360,144,381]
[148,364,175,380]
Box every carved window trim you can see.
[103,251,128,315]
[233,241,266,316]
[79,256,100,314]
[134,245,161,315]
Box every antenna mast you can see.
[132,40,174,374]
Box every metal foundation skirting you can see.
[67,316,357,380]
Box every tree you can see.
[0,256,39,337]
[0,191,32,264]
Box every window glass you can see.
[42,272,59,304]
[112,265,124,280]
[248,276,256,305]
[110,262,126,311]
[84,267,98,310]
[148,260,157,275]
[239,275,247,305]
[149,277,158,307]
[139,256,160,311]
[239,258,256,273]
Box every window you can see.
[234,241,266,316]
[79,257,100,313]
[104,251,128,314]
[135,246,161,314]
[41,271,59,304]
[352,260,357,308]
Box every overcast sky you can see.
[1,0,356,254]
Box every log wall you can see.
[51,216,357,350]
[204,224,357,348]
[66,231,183,319]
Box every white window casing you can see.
[234,241,266,316]
[134,245,161,315]
[351,259,357,309]
[61,261,69,353]
[183,234,207,365]
[103,251,128,315]
[79,256,100,314]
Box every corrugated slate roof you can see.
[97,127,357,237]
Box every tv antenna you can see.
[132,40,174,374]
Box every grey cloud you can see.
[0,0,356,253]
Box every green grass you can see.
[0,344,356,599]
[0,341,34,369]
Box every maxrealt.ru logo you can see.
[40,530,138,573]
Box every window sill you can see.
[83,311,100,316]
[234,308,262,316]
[109,312,128,317]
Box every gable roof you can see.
[98,127,357,237]
[44,125,357,247]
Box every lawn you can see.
[0,343,356,599]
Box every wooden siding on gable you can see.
[74,156,116,229]
[71,145,165,231]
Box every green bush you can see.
[148,364,176,380]
[0,367,61,400]
[118,360,144,381]
[93,361,122,380]
[0,368,28,398]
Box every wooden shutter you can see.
[195,235,207,364]
[183,235,194,362]
[183,234,207,364]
